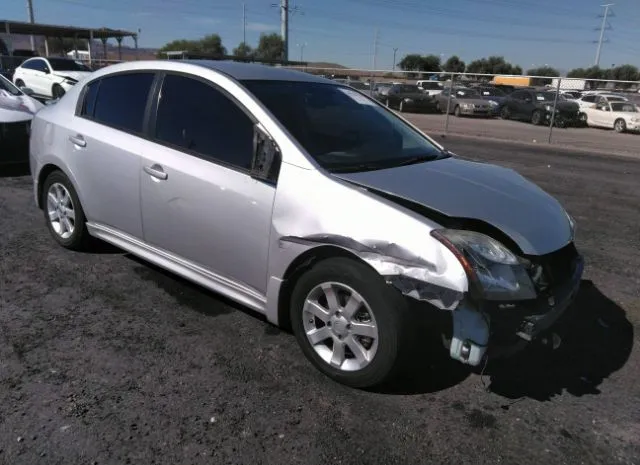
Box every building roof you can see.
[1,19,137,40]
[185,60,329,83]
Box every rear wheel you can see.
[454,105,461,117]
[41,170,92,251]
[290,257,408,388]
[52,84,66,99]
[435,101,441,113]
[614,118,627,133]
[500,106,511,120]
[531,110,543,125]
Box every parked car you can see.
[371,82,392,99]
[474,86,508,115]
[434,87,493,117]
[584,98,640,133]
[376,83,438,113]
[13,56,92,99]
[575,93,628,111]
[500,89,581,127]
[30,60,582,388]
[0,74,43,164]
[416,80,443,96]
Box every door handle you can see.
[69,135,86,147]
[143,164,168,180]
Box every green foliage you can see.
[398,53,441,72]
[443,55,466,73]
[466,56,521,76]
[254,33,285,60]
[233,42,254,58]
[157,34,226,57]
[526,66,559,77]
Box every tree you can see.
[233,42,254,58]
[466,56,521,76]
[443,55,466,73]
[398,54,423,71]
[608,64,639,82]
[254,33,285,60]
[199,34,226,56]
[526,66,559,77]
[157,39,202,57]
[421,54,442,72]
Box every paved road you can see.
[1,139,639,465]
[404,113,640,158]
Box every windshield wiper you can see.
[396,153,444,166]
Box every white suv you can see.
[13,57,92,99]
[416,80,443,96]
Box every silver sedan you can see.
[29,60,582,388]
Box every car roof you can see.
[182,60,329,83]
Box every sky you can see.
[3,0,640,72]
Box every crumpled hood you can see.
[52,70,91,82]
[334,157,572,256]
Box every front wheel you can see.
[614,118,627,133]
[454,105,461,117]
[290,257,407,388]
[500,106,511,120]
[399,100,405,112]
[531,110,543,125]
[15,79,25,88]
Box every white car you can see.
[584,99,640,133]
[575,93,628,111]
[416,80,443,96]
[13,57,92,100]
[0,74,43,164]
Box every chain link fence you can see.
[282,66,640,153]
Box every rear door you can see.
[140,72,275,293]
[507,90,528,119]
[69,71,156,238]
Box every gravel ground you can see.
[1,138,639,465]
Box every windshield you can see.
[535,92,561,101]
[47,58,92,72]
[396,84,420,93]
[242,80,444,172]
[454,88,480,98]
[604,96,627,102]
[0,74,22,96]
[477,87,505,97]
[611,102,637,112]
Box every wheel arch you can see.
[37,163,85,213]
[276,244,379,331]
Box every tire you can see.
[290,257,408,388]
[454,105,461,117]
[52,84,66,99]
[500,106,511,120]
[399,101,404,112]
[531,110,543,125]
[41,170,92,251]
[435,101,442,113]
[555,117,567,128]
[15,79,25,88]
[614,118,627,133]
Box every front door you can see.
[140,73,275,294]
[68,71,156,238]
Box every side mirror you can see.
[19,86,35,96]
[251,124,281,182]
[43,68,50,74]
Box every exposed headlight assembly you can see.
[431,229,537,301]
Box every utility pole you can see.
[372,28,379,71]
[26,0,35,51]
[297,42,306,62]
[242,3,246,44]
[281,0,289,61]
[392,47,398,71]
[595,3,614,67]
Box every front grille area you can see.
[532,242,579,287]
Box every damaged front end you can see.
[281,227,583,368]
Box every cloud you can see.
[246,22,278,32]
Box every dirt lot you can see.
[1,138,639,465]
[404,113,640,158]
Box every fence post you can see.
[548,77,562,144]
[444,73,455,134]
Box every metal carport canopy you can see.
[1,19,136,40]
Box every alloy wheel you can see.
[302,282,379,372]
[46,182,76,239]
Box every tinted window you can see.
[22,59,46,72]
[582,95,596,103]
[510,90,528,100]
[92,73,154,133]
[154,74,255,170]
[80,80,100,117]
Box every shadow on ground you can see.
[0,162,30,178]
[125,254,258,319]
[486,280,634,401]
